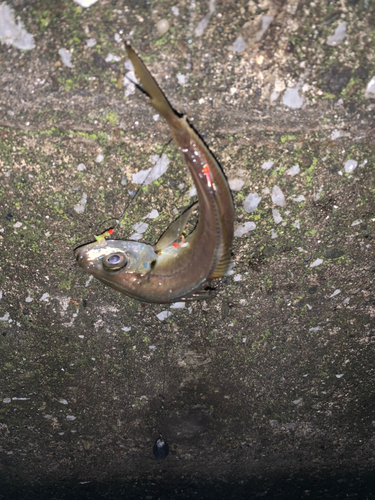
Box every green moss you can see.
[103,111,118,127]
[280,135,297,143]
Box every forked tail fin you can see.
[126,43,176,123]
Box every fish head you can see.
[75,239,158,290]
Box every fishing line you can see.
[96,60,195,240]
[94,124,173,237]
[184,0,196,113]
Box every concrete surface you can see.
[0,0,374,498]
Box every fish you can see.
[74,43,234,304]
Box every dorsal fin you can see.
[126,43,176,123]
[155,202,198,253]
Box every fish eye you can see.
[102,252,128,271]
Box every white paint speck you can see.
[74,193,87,214]
[261,161,274,170]
[359,159,367,167]
[228,179,245,191]
[234,221,256,237]
[233,274,242,282]
[105,53,121,62]
[230,35,247,53]
[291,195,306,203]
[331,129,350,140]
[58,399,68,405]
[66,415,76,421]
[171,6,179,16]
[156,311,172,321]
[177,73,186,86]
[244,192,262,213]
[272,209,282,224]
[189,186,197,197]
[336,374,344,379]
[351,219,362,227]
[96,154,104,163]
[149,345,156,350]
[365,76,375,99]
[293,220,300,229]
[124,70,136,97]
[131,222,148,234]
[59,48,73,68]
[256,15,273,41]
[286,165,300,176]
[283,84,304,109]
[284,423,296,430]
[13,221,22,228]
[293,399,301,405]
[144,209,159,219]
[77,163,86,171]
[2,398,11,403]
[313,187,323,201]
[0,3,35,50]
[309,327,321,332]
[194,0,216,37]
[271,229,278,239]
[132,154,170,185]
[344,160,358,173]
[326,21,346,46]
[39,293,50,302]
[170,302,185,309]
[121,326,131,332]
[306,304,312,310]
[329,289,341,298]
[86,38,96,47]
[310,258,323,268]
[85,275,93,287]
[271,186,286,207]
[152,114,159,121]
[73,0,98,7]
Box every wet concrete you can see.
[0,0,375,498]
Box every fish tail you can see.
[126,43,176,123]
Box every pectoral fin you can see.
[155,202,198,253]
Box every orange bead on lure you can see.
[74,43,234,304]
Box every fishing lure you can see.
[75,43,234,304]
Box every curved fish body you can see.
[75,43,234,304]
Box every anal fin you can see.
[209,247,231,280]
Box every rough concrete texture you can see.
[0,0,375,498]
